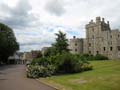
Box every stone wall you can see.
[68,36,83,54]
[84,17,120,59]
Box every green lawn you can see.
[39,60,120,90]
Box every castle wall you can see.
[68,17,120,59]
[84,17,120,59]
[108,30,120,59]
[68,36,83,54]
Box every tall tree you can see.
[0,23,19,64]
[53,31,69,54]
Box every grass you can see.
[39,60,120,90]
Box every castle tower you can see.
[84,17,111,56]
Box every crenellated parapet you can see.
[85,16,110,31]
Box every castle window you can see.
[118,46,120,51]
[103,47,106,51]
[118,35,120,37]
[75,49,77,52]
[96,51,99,54]
[92,35,94,39]
[89,43,91,47]
[110,47,113,51]
[110,35,112,38]
[89,51,91,54]
[75,43,77,46]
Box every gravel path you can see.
[0,65,56,90]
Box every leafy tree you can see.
[0,23,19,64]
[44,47,57,57]
[53,31,69,54]
[36,51,42,58]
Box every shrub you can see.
[77,54,109,61]
[27,53,93,78]
[31,57,51,66]
[51,53,92,74]
[93,54,108,60]
[26,65,56,78]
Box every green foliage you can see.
[26,31,92,78]
[41,31,70,57]
[0,23,19,64]
[27,57,56,78]
[53,53,92,74]
[26,65,56,78]
[93,54,108,60]
[44,47,57,57]
[76,54,109,61]
[31,57,51,66]
[36,51,42,58]
[53,31,69,54]
[27,53,92,78]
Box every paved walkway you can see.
[0,65,56,90]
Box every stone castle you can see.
[68,17,120,59]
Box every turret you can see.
[96,17,101,23]
[73,36,76,39]
[102,18,105,23]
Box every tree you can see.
[44,47,57,57]
[53,31,69,54]
[36,51,42,58]
[0,23,19,64]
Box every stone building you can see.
[68,36,83,54]
[69,17,120,59]
[8,52,21,64]
[21,50,40,64]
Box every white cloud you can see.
[0,0,120,51]
[0,0,38,29]
[45,0,66,16]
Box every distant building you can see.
[20,50,40,64]
[31,50,40,59]
[8,52,21,64]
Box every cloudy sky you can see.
[0,0,120,52]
